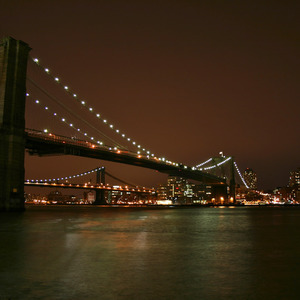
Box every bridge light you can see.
[64,86,68,90]
[127,138,130,141]
[33,58,39,63]
[81,101,85,105]
[54,113,57,116]
[89,107,93,111]
[45,68,49,73]
[44,106,48,110]
[73,94,77,97]
[110,124,113,128]
[103,119,107,123]
[35,100,39,103]
[69,123,73,127]
[43,129,48,133]
[96,114,100,118]
[61,118,65,122]
[26,93,29,96]
[116,129,119,133]
[55,77,59,81]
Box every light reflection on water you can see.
[0,206,300,299]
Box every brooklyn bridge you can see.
[0,37,248,211]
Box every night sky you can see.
[1,0,299,190]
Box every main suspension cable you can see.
[27,76,127,150]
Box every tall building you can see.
[243,168,257,190]
[289,168,300,187]
[167,176,187,204]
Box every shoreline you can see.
[24,203,300,210]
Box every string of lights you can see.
[26,92,107,147]
[216,156,232,167]
[27,77,126,149]
[26,167,153,190]
[26,167,105,183]
[234,161,249,188]
[195,158,213,168]
[31,56,161,159]
[196,156,232,171]
[26,92,182,168]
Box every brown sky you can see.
[1,0,299,190]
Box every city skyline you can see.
[1,1,299,190]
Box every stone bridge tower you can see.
[0,37,31,211]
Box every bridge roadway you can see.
[25,129,226,185]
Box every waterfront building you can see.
[184,183,194,204]
[167,176,187,204]
[243,168,257,190]
[48,191,77,204]
[165,177,217,204]
[192,184,212,203]
[273,186,300,203]
[157,184,168,200]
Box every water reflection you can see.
[0,206,300,299]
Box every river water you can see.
[0,205,300,300]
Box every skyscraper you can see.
[243,168,257,190]
[167,176,187,204]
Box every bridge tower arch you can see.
[0,37,31,211]
[94,167,107,204]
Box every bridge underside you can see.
[25,134,226,185]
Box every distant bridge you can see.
[24,181,154,194]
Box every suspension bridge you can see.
[0,37,248,211]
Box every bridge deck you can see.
[25,130,226,184]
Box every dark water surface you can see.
[1,205,300,300]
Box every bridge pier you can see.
[0,37,31,211]
[94,167,107,204]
